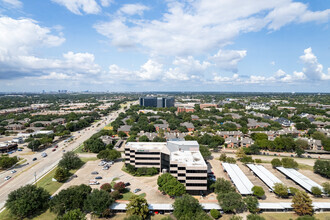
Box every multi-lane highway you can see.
[0,101,135,210]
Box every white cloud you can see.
[119,4,149,16]
[99,0,113,7]
[95,0,330,57]
[299,47,330,80]
[137,59,163,80]
[52,0,101,15]
[1,0,22,8]
[39,72,70,80]
[210,50,246,73]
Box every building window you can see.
[135,152,160,155]
[178,167,186,170]
[125,153,130,156]
[135,157,159,160]
[186,170,207,173]
[178,173,185,177]
[170,170,177,173]
[186,177,206,180]
[135,162,160,165]
[186,183,207,187]
[178,180,185,183]
[170,164,177,167]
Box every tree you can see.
[211,178,235,194]
[100,183,112,192]
[200,145,211,160]
[0,156,18,169]
[124,215,143,220]
[295,139,309,149]
[226,157,236,164]
[157,173,186,196]
[241,156,254,164]
[6,184,50,218]
[138,135,149,142]
[84,189,114,217]
[113,182,126,193]
[271,158,282,168]
[292,191,313,216]
[311,186,322,197]
[27,139,41,151]
[50,184,92,216]
[217,191,245,213]
[295,147,305,157]
[244,144,260,155]
[273,183,288,197]
[236,148,246,160]
[246,214,266,220]
[97,149,121,161]
[313,160,330,178]
[84,138,106,153]
[322,182,330,195]
[57,209,86,220]
[173,194,204,220]
[59,151,83,170]
[251,186,265,198]
[118,131,127,138]
[54,167,70,182]
[289,187,299,195]
[281,158,298,169]
[244,196,259,213]
[110,190,121,200]
[126,195,149,219]
[219,153,227,161]
[210,209,221,219]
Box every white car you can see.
[89,180,100,185]
[4,176,11,181]
[11,170,16,174]
[102,166,109,170]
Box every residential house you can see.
[118,125,132,135]
[180,122,195,132]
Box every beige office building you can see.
[124,141,208,193]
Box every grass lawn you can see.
[0,209,57,220]
[36,167,63,195]
[298,163,314,171]
[73,144,85,153]
[81,157,98,163]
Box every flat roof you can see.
[171,150,207,167]
[222,162,254,195]
[246,164,282,190]
[276,167,323,193]
[126,142,167,151]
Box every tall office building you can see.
[139,97,175,108]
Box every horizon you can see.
[0,0,330,92]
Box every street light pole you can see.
[34,172,37,186]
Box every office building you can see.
[139,97,175,108]
[124,141,207,193]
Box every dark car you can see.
[91,171,99,175]
[32,158,37,161]
[125,182,131,186]
[95,176,102,179]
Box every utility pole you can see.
[34,172,37,186]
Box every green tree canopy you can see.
[58,151,83,170]
[211,178,235,194]
[173,194,205,220]
[126,195,149,219]
[292,191,313,216]
[57,209,86,220]
[84,189,114,217]
[274,183,288,198]
[6,184,50,218]
[251,186,265,198]
[217,191,245,213]
[243,196,259,213]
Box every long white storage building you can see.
[246,164,283,191]
[276,167,323,193]
[222,162,254,195]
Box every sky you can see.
[0,0,330,93]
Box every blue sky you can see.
[0,0,330,92]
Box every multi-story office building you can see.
[124,141,207,193]
[139,97,175,108]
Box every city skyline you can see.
[0,0,330,92]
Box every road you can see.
[0,101,136,209]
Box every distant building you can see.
[177,107,195,113]
[139,97,175,108]
[200,103,218,109]
[124,141,208,193]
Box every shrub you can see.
[241,156,254,164]
[247,214,266,220]
[322,182,330,195]
[255,159,262,163]
[273,183,288,198]
[252,186,265,198]
[281,158,298,169]
[226,157,236,164]
[210,209,221,219]
[110,190,121,200]
[100,183,112,192]
[219,153,227,161]
[113,182,125,193]
[54,167,69,182]
[311,186,322,196]
[271,158,282,168]
[314,160,330,178]
[289,187,299,195]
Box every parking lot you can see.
[54,158,173,203]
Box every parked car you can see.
[102,166,109,170]
[52,149,56,152]
[99,161,106,166]
[32,158,37,161]
[125,182,131,186]
[4,176,11,181]
[95,176,102,179]
[11,170,16,174]
[134,188,141,193]
[54,145,58,148]
[89,180,100,185]
[72,174,78,178]
[41,152,47,157]
[91,171,99,175]
[308,155,312,158]
[17,149,22,151]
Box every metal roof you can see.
[246,164,282,190]
[276,167,323,193]
[222,162,254,195]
